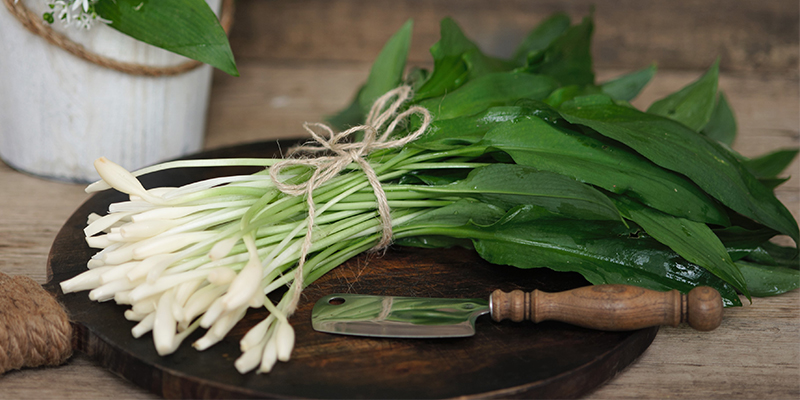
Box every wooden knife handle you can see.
[490,285,722,331]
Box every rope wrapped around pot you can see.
[2,0,235,77]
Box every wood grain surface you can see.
[1,0,798,398]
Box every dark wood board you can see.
[45,140,658,399]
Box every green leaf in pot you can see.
[95,0,238,76]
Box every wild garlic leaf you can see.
[478,116,729,225]
[511,13,571,65]
[600,64,657,102]
[455,205,743,306]
[358,20,413,115]
[735,261,800,297]
[417,72,558,120]
[95,0,238,76]
[612,195,750,300]
[647,60,719,131]
[525,16,595,86]
[701,91,738,146]
[326,85,367,130]
[743,148,799,179]
[411,106,532,150]
[412,18,475,101]
[462,49,517,80]
[714,226,780,262]
[559,94,800,245]
[544,85,602,108]
[402,199,508,228]
[327,20,412,129]
[440,164,623,221]
[757,242,800,270]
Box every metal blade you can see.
[311,293,490,338]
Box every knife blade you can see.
[311,285,722,338]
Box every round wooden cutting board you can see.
[45,141,658,399]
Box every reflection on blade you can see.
[312,293,490,338]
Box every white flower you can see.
[45,0,109,30]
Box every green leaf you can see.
[326,20,413,129]
[612,196,750,299]
[402,164,623,221]
[478,116,729,225]
[412,18,474,101]
[415,205,741,306]
[701,91,737,146]
[401,198,508,229]
[446,164,623,221]
[512,13,571,65]
[95,0,238,76]
[413,18,514,101]
[525,15,595,86]
[646,61,719,131]
[559,94,800,244]
[744,148,799,179]
[544,85,602,108]
[416,72,558,120]
[397,169,471,186]
[326,86,366,130]
[394,235,474,250]
[413,57,469,102]
[462,49,517,80]
[735,261,799,297]
[601,64,657,102]
[759,177,791,191]
[358,19,414,115]
[756,242,800,270]
[714,226,780,261]
[405,67,430,92]
[411,106,531,151]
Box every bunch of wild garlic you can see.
[61,87,438,373]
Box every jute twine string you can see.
[2,0,235,77]
[270,86,432,315]
[0,272,72,374]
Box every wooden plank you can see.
[588,291,800,399]
[226,0,799,74]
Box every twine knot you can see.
[269,85,432,314]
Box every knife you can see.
[311,285,723,338]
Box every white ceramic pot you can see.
[0,0,222,182]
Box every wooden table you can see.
[1,1,798,398]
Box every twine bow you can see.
[269,85,432,314]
